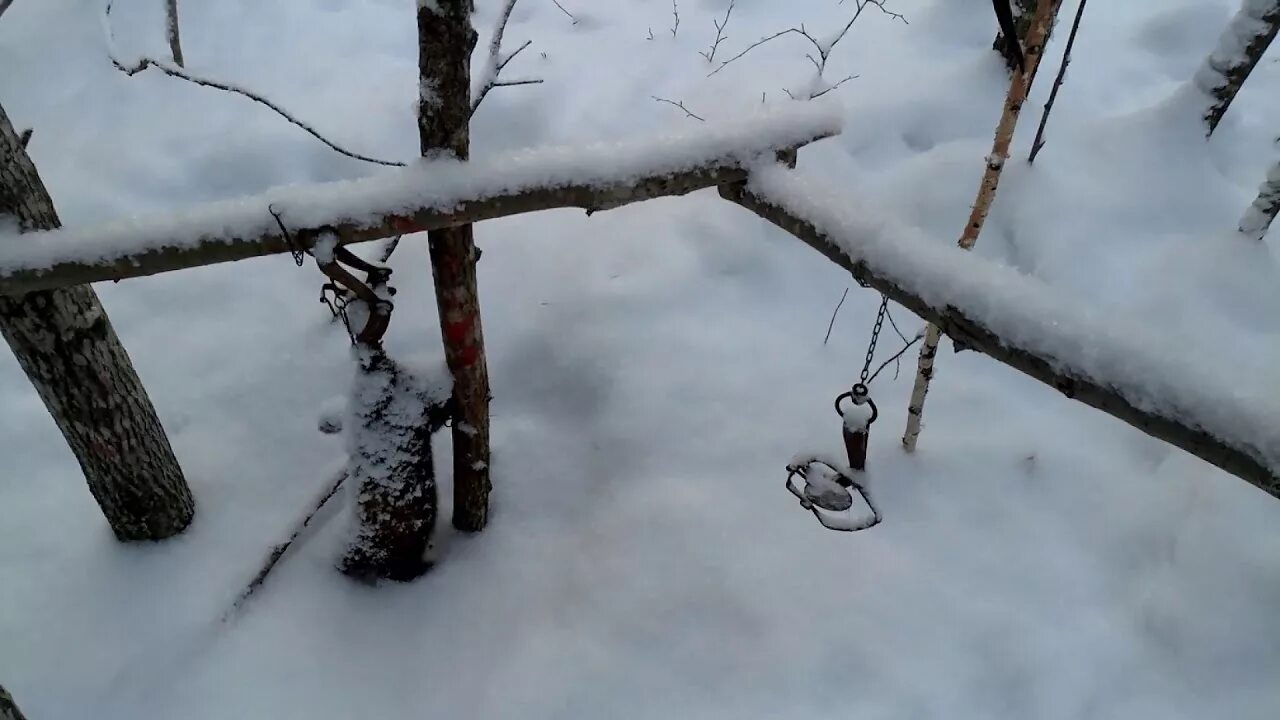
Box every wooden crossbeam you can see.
[720,175,1280,499]
[0,110,840,297]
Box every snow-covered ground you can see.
[3,0,1280,717]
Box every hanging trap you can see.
[783,291,911,533]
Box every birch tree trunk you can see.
[0,102,193,541]
[903,0,1062,452]
[0,684,28,720]
[1196,0,1280,136]
[1240,156,1280,240]
[418,0,492,533]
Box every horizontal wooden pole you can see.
[720,177,1280,499]
[0,107,841,296]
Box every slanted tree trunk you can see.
[1240,156,1280,240]
[0,102,193,541]
[1197,0,1280,136]
[418,0,492,533]
[0,683,28,720]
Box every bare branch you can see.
[1029,0,1088,163]
[699,0,735,63]
[808,74,858,99]
[0,121,838,295]
[550,0,579,25]
[102,2,404,167]
[671,0,680,38]
[165,0,185,67]
[711,1,904,80]
[652,96,705,121]
[0,0,16,22]
[471,0,545,115]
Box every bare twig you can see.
[550,0,578,25]
[1029,0,1088,163]
[224,470,348,619]
[823,286,849,345]
[647,27,655,41]
[671,0,680,38]
[809,74,858,99]
[652,96,705,121]
[472,0,545,115]
[867,330,924,384]
[699,0,735,63]
[710,0,904,98]
[17,128,31,148]
[165,0,185,67]
[103,2,404,167]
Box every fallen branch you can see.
[103,1,404,167]
[1239,158,1280,241]
[223,469,348,619]
[903,0,1062,452]
[720,169,1280,498]
[0,108,840,295]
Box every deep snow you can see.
[2,1,1280,718]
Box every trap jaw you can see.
[785,383,881,532]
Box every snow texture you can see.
[3,0,1280,718]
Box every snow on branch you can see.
[1194,0,1280,135]
[722,165,1280,497]
[102,1,404,167]
[0,103,841,295]
[471,0,545,115]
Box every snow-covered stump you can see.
[1196,0,1280,136]
[0,102,194,541]
[418,0,493,533]
[0,684,28,720]
[1240,158,1280,240]
[339,347,451,583]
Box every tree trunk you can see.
[903,0,1062,452]
[1197,0,1280,136]
[418,0,492,533]
[0,684,28,720]
[339,347,448,582]
[165,0,185,67]
[0,102,193,541]
[1240,156,1280,240]
[994,0,1038,72]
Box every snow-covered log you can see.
[1195,0,1280,135]
[720,167,1280,498]
[1,102,194,541]
[0,105,841,297]
[1239,157,1280,240]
